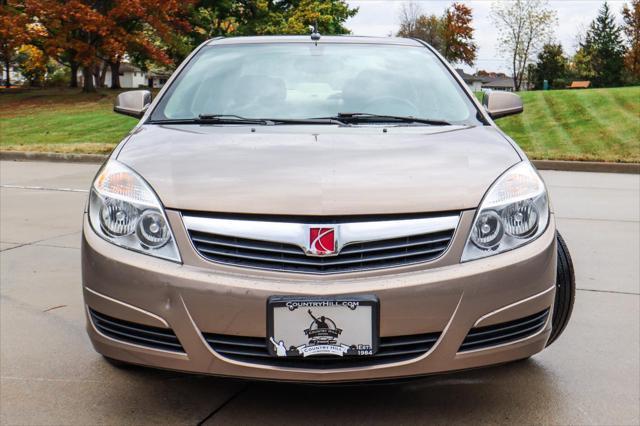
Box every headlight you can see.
[462,162,549,262]
[88,160,181,262]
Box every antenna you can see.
[310,20,321,45]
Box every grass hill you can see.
[496,87,639,163]
[1,86,639,162]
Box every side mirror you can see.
[482,91,523,119]
[114,90,152,118]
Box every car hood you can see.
[117,124,521,216]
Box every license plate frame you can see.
[267,295,379,358]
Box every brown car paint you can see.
[82,36,557,382]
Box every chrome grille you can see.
[188,229,454,273]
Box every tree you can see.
[532,43,567,89]
[622,0,640,82]
[174,0,357,65]
[0,1,31,87]
[397,11,443,52]
[397,2,422,37]
[26,0,193,92]
[26,0,111,92]
[15,44,47,86]
[20,0,357,91]
[581,2,626,87]
[397,1,477,66]
[441,3,477,66]
[569,46,596,80]
[189,0,238,40]
[50,50,78,87]
[272,0,358,35]
[397,2,443,49]
[102,1,192,89]
[490,0,557,91]
[477,70,507,78]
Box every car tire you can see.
[546,231,575,346]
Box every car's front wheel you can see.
[546,232,575,346]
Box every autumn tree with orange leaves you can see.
[441,3,477,67]
[2,0,357,90]
[0,1,31,87]
[623,0,640,82]
[397,2,477,66]
[24,0,193,92]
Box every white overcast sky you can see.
[345,0,627,74]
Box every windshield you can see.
[150,42,481,125]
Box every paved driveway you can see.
[1,161,638,425]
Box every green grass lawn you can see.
[0,88,137,154]
[1,87,639,162]
[494,87,640,162]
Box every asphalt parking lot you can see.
[1,160,638,425]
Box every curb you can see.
[532,160,640,174]
[0,151,107,164]
[1,151,639,174]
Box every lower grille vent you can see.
[89,308,184,353]
[459,309,550,352]
[204,332,441,369]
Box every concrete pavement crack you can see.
[0,231,80,252]
[576,288,639,296]
[197,384,249,425]
[555,216,639,223]
[0,184,88,193]
[0,243,29,252]
[550,185,640,191]
[42,304,67,312]
[33,244,80,250]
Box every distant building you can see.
[0,66,26,86]
[456,68,532,92]
[455,69,487,92]
[482,76,517,92]
[147,71,172,89]
[103,63,148,88]
[76,63,172,89]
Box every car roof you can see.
[206,35,424,47]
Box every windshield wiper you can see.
[197,114,275,125]
[317,113,452,126]
[147,115,275,125]
[149,115,349,126]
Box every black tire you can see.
[546,231,575,346]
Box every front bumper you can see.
[82,212,557,382]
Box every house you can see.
[455,68,527,93]
[147,70,172,88]
[482,76,516,92]
[103,63,148,88]
[455,69,487,92]
[76,63,171,89]
[1,66,27,87]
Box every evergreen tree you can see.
[582,2,627,87]
[532,43,568,89]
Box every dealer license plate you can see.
[267,295,378,358]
